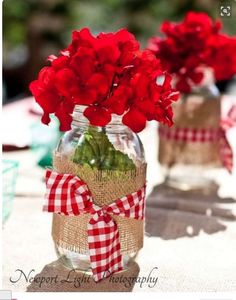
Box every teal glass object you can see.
[2,160,19,224]
[30,116,61,167]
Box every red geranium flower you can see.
[207,33,236,81]
[147,11,236,93]
[30,28,179,132]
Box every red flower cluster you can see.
[148,11,236,93]
[30,28,178,132]
[207,33,236,81]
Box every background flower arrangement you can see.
[148,11,236,93]
[148,11,236,190]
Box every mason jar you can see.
[158,73,222,190]
[51,105,146,273]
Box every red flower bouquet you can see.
[30,28,178,132]
[148,11,236,93]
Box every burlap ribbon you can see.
[159,104,236,173]
[51,153,147,270]
[158,93,221,167]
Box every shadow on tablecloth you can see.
[145,183,236,239]
[26,259,140,292]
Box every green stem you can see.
[72,125,135,171]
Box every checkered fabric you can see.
[44,169,146,282]
[159,105,236,173]
[158,126,221,143]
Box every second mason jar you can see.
[158,76,222,190]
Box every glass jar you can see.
[52,106,146,272]
[158,77,222,190]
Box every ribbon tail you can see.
[220,131,233,173]
[220,104,236,174]
[88,214,123,282]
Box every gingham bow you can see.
[43,169,146,282]
[220,105,236,173]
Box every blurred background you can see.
[3,0,236,103]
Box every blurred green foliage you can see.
[3,0,75,49]
[3,0,236,99]
[3,0,235,49]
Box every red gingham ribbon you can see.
[158,126,221,143]
[43,169,146,282]
[220,105,236,173]
[159,105,236,173]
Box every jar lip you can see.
[73,105,124,126]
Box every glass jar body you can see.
[158,83,221,190]
[53,107,146,271]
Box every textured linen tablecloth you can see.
[2,96,236,292]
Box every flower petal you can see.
[84,106,111,127]
[55,102,73,131]
[176,79,191,94]
[122,108,146,133]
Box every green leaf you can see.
[72,126,135,171]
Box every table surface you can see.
[2,96,236,292]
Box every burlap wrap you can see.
[159,94,221,166]
[52,152,147,255]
